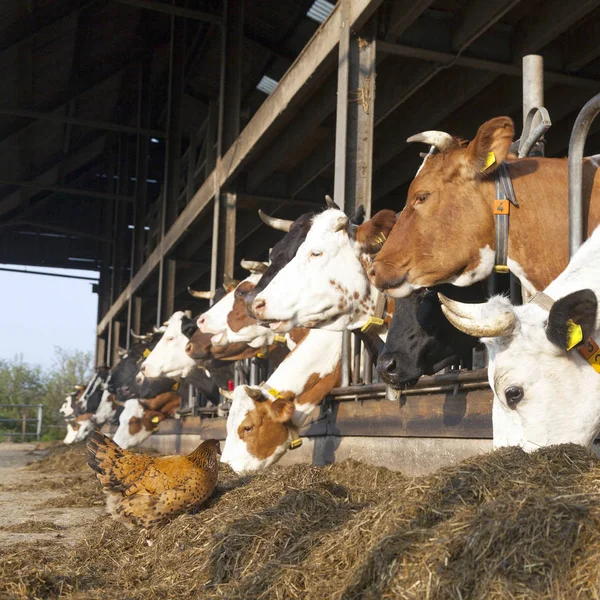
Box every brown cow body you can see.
[370,117,600,296]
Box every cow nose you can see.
[197,315,205,328]
[185,342,193,355]
[368,262,378,280]
[252,298,266,316]
[377,354,397,374]
[135,372,145,385]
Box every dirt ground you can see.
[0,442,104,548]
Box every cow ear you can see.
[546,289,597,350]
[464,116,514,177]
[355,210,397,254]
[181,316,198,339]
[244,385,266,402]
[268,395,296,423]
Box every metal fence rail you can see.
[0,403,44,441]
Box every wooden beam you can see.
[110,0,222,24]
[452,0,522,51]
[0,107,165,137]
[512,0,600,61]
[384,0,435,40]
[0,177,132,202]
[97,0,384,334]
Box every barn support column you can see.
[111,134,129,304]
[333,3,377,386]
[111,321,122,367]
[210,0,243,295]
[158,15,185,324]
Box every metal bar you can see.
[0,267,98,281]
[568,92,600,256]
[522,55,545,155]
[110,0,223,24]
[0,177,132,202]
[0,417,42,422]
[1,221,109,241]
[352,336,362,385]
[341,331,352,387]
[112,320,122,366]
[376,41,600,91]
[0,107,165,137]
[36,404,42,441]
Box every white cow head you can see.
[197,272,275,348]
[439,289,600,451]
[112,393,180,449]
[63,414,95,444]
[139,311,198,379]
[60,395,75,417]
[249,208,397,331]
[220,385,297,472]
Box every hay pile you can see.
[3,444,600,599]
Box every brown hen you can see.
[86,431,220,528]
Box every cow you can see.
[112,392,181,449]
[59,385,85,417]
[63,413,95,444]
[221,328,342,472]
[247,206,397,334]
[93,390,121,426]
[436,225,600,450]
[79,368,110,413]
[369,116,600,298]
[138,311,199,379]
[377,283,485,387]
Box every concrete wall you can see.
[137,433,492,476]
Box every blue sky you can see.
[0,265,98,369]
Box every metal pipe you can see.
[568,92,600,256]
[341,330,352,387]
[110,0,223,24]
[352,336,362,385]
[0,177,132,202]
[332,380,490,400]
[0,267,98,281]
[522,55,544,154]
[36,404,43,441]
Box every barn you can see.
[2,0,600,471]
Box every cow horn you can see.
[438,294,516,338]
[325,194,340,210]
[74,385,85,390]
[130,329,151,341]
[223,274,238,289]
[219,388,234,399]
[117,347,128,357]
[258,209,293,232]
[112,398,126,407]
[153,325,167,334]
[188,287,215,299]
[407,131,457,152]
[334,215,349,232]
[240,259,268,273]
[244,385,266,402]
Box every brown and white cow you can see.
[221,328,342,472]
[370,116,600,297]
[112,392,181,449]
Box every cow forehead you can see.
[303,209,350,241]
[120,399,144,422]
[164,311,186,334]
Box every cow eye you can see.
[415,192,430,204]
[309,250,323,258]
[243,425,253,433]
[165,336,174,343]
[504,386,524,409]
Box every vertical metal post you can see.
[96,337,106,368]
[522,55,544,155]
[568,93,600,256]
[132,297,142,335]
[107,318,113,367]
[352,337,362,385]
[36,404,43,441]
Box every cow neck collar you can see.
[530,291,600,373]
[257,382,303,450]
[491,161,519,274]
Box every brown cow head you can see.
[370,117,515,297]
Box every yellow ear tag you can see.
[290,438,303,450]
[361,316,385,332]
[565,319,583,351]
[143,348,151,358]
[257,352,266,358]
[481,151,496,172]
[268,388,283,399]
[171,381,180,391]
[151,416,160,423]
[274,335,287,344]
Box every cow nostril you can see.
[254,298,266,312]
[185,342,193,354]
[368,263,377,278]
[140,364,146,373]
[197,316,205,327]
[379,357,396,373]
